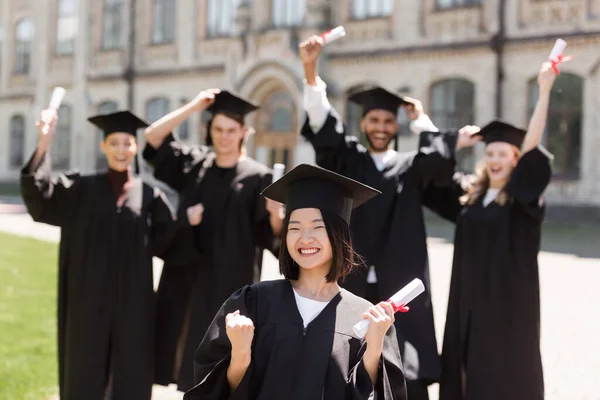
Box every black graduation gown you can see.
[184,279,407,400]
[142,134,279,391]
[437,147,552,400]
[301,112,458,383]
[19,152,181,400]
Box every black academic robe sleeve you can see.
[413,130,459,189]
[348,325,407,400]
[20,151,81,227]
[148,186,192,260]
[300,109,362,174]
[422,172,470,224]
[506,146,553,209]
[184,285,256,400]
[142,133,210,192]
[254,172,281,258]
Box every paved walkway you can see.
[1,210,599,399]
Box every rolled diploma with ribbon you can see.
[352,278,425,339]
[272,163,285,182]
[320,26,346,45]
[548,39,567,60]
[49,87,66,110]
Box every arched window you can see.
[254,86,298,168]
[352,0,394,19]
[430,78,476,172]
[152,0,176,44]
[9,114,26,168]
[528,73,583,178]
[146,97,170,123]
[14,18,34,74]
[56,0,78,55]
[102,0,125,49]
[207,0,240,37]
[51,105,72,170]
[272,0,306,27]
[256,89,296,133]
[95,101,119,169]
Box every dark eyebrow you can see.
[288,219,324,224]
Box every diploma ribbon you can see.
[387,300,410,313]
[549,54,573,75]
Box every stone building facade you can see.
[1,0,599,212]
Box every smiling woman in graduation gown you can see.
[20,110,182,399]
[435,63,557,400]
[142,90,283,391]
[184,164,407,400]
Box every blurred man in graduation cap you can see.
[20,109,183,399]
[298,35,480,399]
[143,90,284,392]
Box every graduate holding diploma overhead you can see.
[298,34,481,400]
[184,163,407,400]
[437,61,557,400]
[20,108,181,400]
[143,89,284,392]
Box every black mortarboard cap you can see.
[87,110,149,139]
[207,91,259,118]
[87,110,149,174]
[261,164,380,225]
[348,86,407,116]
[476,119,527,148]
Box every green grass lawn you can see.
[0,232,58,400]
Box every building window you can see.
[207,0,240,37]
[9,115,26,168]
[178,98,190,140]
[430,78,475,172]
[102,0,124,49]
[198,110,212,144]
[528,73,583,179]
[14,18,34,74]
[152,0,176,44]
[146,97,170,123]
[95,101,119,169]
[272,0,306,27]
[256,89,296,133]
[436,0,482,10]
[56,0,78,55]
[352,0,393,19]
[51,105,72,170]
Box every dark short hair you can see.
[279,209,365,283]
[205,111,245,147]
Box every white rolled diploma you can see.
[321,26,346,45]
[548,39,567,60]
[272,163,285,182]
[49,87,66,110]
[352,278,425,339]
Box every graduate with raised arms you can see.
[143,89,284,392]
[437,61,557,400]
[184,163,407,400]
[298,35,480,399]
[20,108,181,399]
